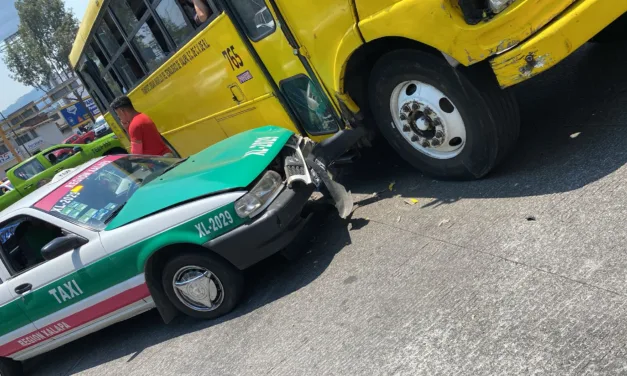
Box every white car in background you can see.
[0,181,14,194]
[93,116,112,138]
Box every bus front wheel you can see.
[368,49,519,180]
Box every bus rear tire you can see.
[368,49,519,180]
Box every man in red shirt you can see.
[110,96,173,156]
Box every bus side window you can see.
[230,0,276,41]
[130,17,170,70]
[155,0,196,47]
[177,0,215,27]
[85,45,125,98]
[114,48,145,87]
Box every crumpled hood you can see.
[106,126,294,229]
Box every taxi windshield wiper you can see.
[161,158,188,174]
[103,203,126,224]
[142,158,188,185]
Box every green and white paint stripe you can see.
[0,275,149,358]
[0,197,246,359]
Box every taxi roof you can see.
[69,0,107,69]
[0,157,106,220]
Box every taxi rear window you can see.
[34,155,181,230]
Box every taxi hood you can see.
[106,126,293,230]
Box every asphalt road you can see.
[26,41,627,375]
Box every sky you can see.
[0,0,89,112]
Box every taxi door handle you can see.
[24,184,33,190]
[15,283,32,295]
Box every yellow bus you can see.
[70,0,627,180]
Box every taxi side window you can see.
[0,216,64,275]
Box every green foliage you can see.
[2,0,79,91]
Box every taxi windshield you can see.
[34,155,182,230]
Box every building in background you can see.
[0,93,101,178]
[0,32,101,178]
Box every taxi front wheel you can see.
[368,49,519,180]
[162,253,244,320]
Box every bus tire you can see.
[368,49,519,180]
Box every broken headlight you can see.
[234,171,283,218]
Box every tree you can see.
[2,0,92,121]
[4,0,78,90]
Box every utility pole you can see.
[0,112,32,158]
[10,126,32,158]
[0,112,23,163]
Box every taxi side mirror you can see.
[41,235,87,261]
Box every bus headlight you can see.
[488,0,515,14]
[234,171,283,218]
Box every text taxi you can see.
[0,126,359,375]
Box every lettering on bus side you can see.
[141,39,211,95]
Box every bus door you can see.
[222,0,343,142]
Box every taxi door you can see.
[0,250,37,359]
[3,209,116,360]
[221,0,344,142]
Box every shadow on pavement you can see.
[24,206,362,376]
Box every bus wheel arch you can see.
[342,37,520,180]
[342,37,445,130]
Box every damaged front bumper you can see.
[491,0,627,88]
[204,128,363,270]
[284,127,364,219]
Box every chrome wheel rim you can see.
[172,266,224,312]
[390,80,466,159]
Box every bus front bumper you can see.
[491,0,627,88]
